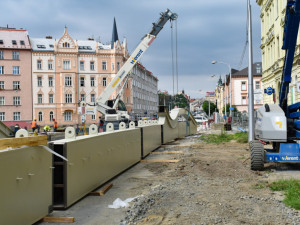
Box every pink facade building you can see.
[230,62,263,113]
[0,27,32,128]
[30,26,130,127]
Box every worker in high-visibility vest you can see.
[53,118,59,132]
[31,118,37,133]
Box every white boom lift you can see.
[95,9,178,125]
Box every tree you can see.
[222,103,238,115]
[202,100,217,116]
[173,94,189,109]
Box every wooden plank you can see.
[0,136,47,151]
[140,159,179,163]
[90,183,113,196]
[42,216,75,223]
[151,151,184,154]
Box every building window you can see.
[13,66,20,75]
[126,82,129,89]
[255,81,260,89]
[103,77,107,86]
[80,61,84,71]
[0,96,4,105]
[0,81,4,89]
[12,40,17,45]
[65,76,72,86]
[63,60,70,70]
[13,96,20,105]
[37,77,42,87]
[92,114,96,120]
[90,77,95,87]
[0,40,3,44]
[64,111,72,121]
[12,51,19,60]
[48,77,53,87]
[48,61,53,70]
[38,94,43,104]
[91,94,95,103]
[127,97,129,104]
[0,112,4,121]
[38,112,43,122]
[63,42,70,48]
[0,66,4,74]
[112,62,115,71]
[102,61,107,70]
[241,81,247,91]
[13,81,20,90]
[80,94,85,102]
[80,77,85,87]
[90,61,95,71]
[242,96,247,105]
[0,51,3,59]
[65,94,72,103]
[117,62,120,71]
[255,99,260,104]
[49,111,54,121]
[49,94,54,104]
[13,112,20,121]
[37,60,42,70]
[20,40,25,45]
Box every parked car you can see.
[194,115,208,125]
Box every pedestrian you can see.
[14,124,20,136]
[98,117,104,132]
[52,118,58,132]
[31,118,37,133]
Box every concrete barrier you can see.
[139,123,161,158]
[0,145,52,225]
[50,128,141,209]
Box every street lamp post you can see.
[212,60,232,117]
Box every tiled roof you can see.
[0,29,31,49]
[30,38,55,51]
[232,62,262,76]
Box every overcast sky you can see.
[2,0,262,98]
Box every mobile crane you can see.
[251,0,300,170]
[95,9,178,127]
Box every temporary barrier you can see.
[138,123,161,158]
[50,128,141,209]
[0,137,52,225]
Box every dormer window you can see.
[63,42,70,48]
[20,40,25,45]
[12,40,17,45]
[0,40,3,44]
[37,45,46,49]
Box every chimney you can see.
[46,36,52,39]
[87,37,94,41]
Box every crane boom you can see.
[96,9,178,116]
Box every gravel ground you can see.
[39,130,300,225]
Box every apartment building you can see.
[131,62,158,118]
[257,0,300,105]
[30,26,129,126]
[0,27,32,128]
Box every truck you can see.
[94,9,178,127]
[251,0,300,170]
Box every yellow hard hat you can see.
[34,118,37,121]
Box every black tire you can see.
[250,140,264,171]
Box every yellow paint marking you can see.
[276,121,282,128]
[112,78,120,87]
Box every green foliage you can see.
[222,103,238,114]
[269,179,300,210]
[173,94,189,109]
[202,100,217,115]
[199,131,248,144]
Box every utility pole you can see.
[248,0,254,142]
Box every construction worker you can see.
[32,118,37,133]
[53,118,58,132]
